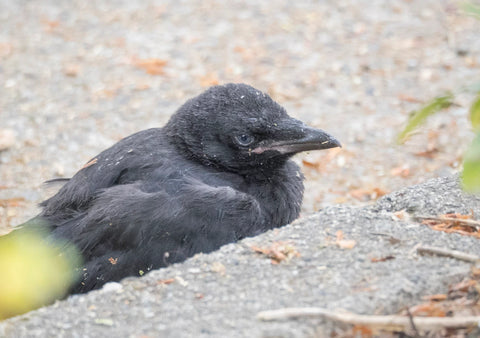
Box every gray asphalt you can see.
[1,175,479,337]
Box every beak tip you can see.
[323,136,341,149]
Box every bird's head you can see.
[165,83,341,175]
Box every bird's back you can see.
[40,128,173,222]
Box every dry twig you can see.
[416,245,480,263]
[257,307,480,331]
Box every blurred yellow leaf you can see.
[0,226,81,319]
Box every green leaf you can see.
[462,132,480,193]
[397,93,454,143]
[470,94,480,130]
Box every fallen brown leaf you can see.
[390,166,410,177]
[0,197,25,208]
[471,265,480,277]
[157,278,175,285]
[133,58,167,75]
[336,230,356,249]
[395,272,480,334]
[336,239,356,249]
[251,241,300,264]
[443,213,473,220]
[370,255,395,263]
[42,19,60,32]
[420,213,480,238]
[135,83,151,91]
[398,93,422,103]
[349,187,387,201]
[414,148,439,159]
[409,303,446,317]
[352,324,374,337]
[199,73,219,87]
[63,64,80,77]
[450,279,477,293]
[301,148,342,172]
[388,237,401,245]
[422,294,448,302]
[301,158,321,170]
[334,196,348,204]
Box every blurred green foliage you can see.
[0,225,81,320]
[399,3,480,193]
[464,93,480,192]
[470,93,480,130]
[398,85,480,192]
[464,2,480,19]
[463,133,480,190]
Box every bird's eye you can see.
[234,134,255,147]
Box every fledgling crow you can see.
[23,83,341,294]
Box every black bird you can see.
[26,83,340,293]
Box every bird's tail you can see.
[43,177,71,186]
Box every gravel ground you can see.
[1,1,480,336]
[1,175,480,337]
[1,0,480,233]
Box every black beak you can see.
[252,123,341,155]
